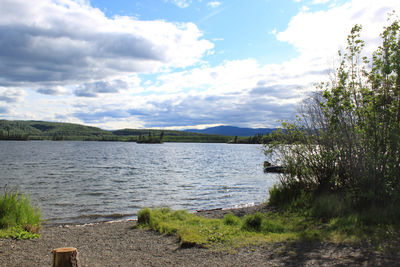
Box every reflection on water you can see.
[0,141,279,224]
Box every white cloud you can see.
[74,76,141,97]
[169,0,192,8]
[300,5,310,12]
[148,59,266,94]
[0,88,26,103]
[70,57,322,129]
[37,86,69,96]
[269,28,278,35]
[0,0,213,89]
[276,0,400,78]
[207,1,222,8]
[125,0,400,129]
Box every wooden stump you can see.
[52,247,79,267]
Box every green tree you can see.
[265,17,400,213]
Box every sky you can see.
[0,0,399,130]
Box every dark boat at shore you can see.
[263,161,284,173]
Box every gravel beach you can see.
[0,205,399,267]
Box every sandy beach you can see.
[0,205,398,267]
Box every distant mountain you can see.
[184,126,278,137]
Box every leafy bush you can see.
[265,17,400,219]
[0,189,41,239]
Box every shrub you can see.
[223,213,241,226]
[242,212,263,232]
[0,189,41,238]
[137,208,151,225]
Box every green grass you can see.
[136,208,268,249]
[136,207,400,251]
[0,189,42,239]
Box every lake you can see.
[0,141,279,224]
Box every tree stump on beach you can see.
[52,247,79,267]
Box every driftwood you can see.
[52,247,79,267]
[196,208,222,213]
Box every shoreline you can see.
[42,202,264,227]
[1,204,398,266]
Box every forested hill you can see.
[185,126,277,137]
[0,120,232,143]
[0,120,111,140]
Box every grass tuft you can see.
[223,213,241,226]
[242,213,263,232]
[138,208,151,225]
[0,188,42,239]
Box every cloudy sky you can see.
[0,0,399,130]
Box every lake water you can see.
[0,141,279,225]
